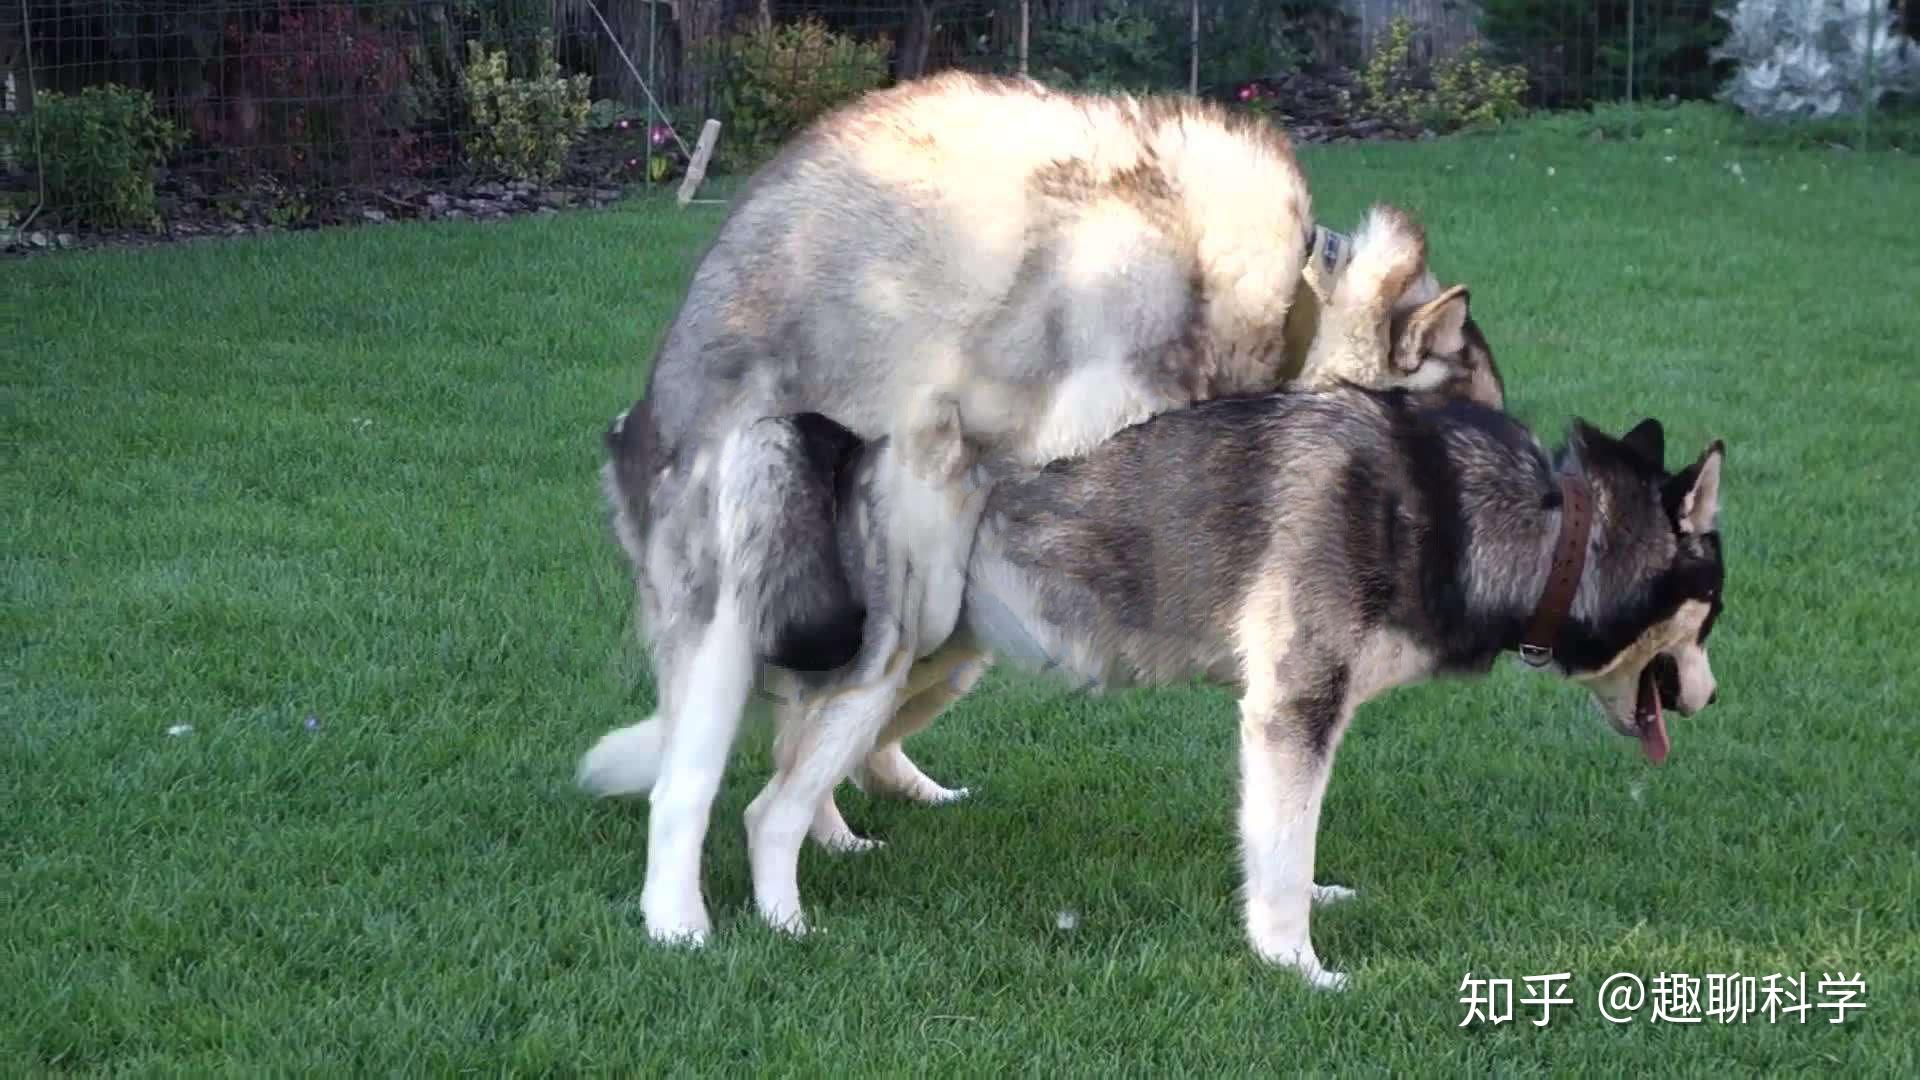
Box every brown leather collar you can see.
[1519,474,1593,667]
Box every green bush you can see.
[1357,17,1529,132]
[1032,5,1175,92]
[461,37,591,184]
[712,17,891,170]
[10,84,183,229]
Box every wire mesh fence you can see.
[2,1,1914,242]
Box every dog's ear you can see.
[1666,439,1724,534]
[1619,418,1665,469]
[1392,284,1469,373]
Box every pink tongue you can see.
[1640,696,1670,765]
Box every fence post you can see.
[1019,0,1029,76]
[1860,0,1880,150]
[1188,0,1198,96]
[644,0,656,188]
[1625,0,1636,105]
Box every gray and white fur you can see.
[578,71,1506,945]
[723,387,1728,990]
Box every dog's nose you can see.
[1709,690,1719,706]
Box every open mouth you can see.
[1633,663,1671,765]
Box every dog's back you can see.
[964,388,1554,688]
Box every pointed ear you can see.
[1392,284,1469,373]
[1619,418,1665,468]
[1676,440,1724,534]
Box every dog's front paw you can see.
[642,899,713,948]
[759,902,811,939]
[1300,965,1350,992]
[1249,929,1348,992]
[1312,883,1357,906]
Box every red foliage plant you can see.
[190,4,429,185]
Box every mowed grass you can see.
[5,126,1917,1073]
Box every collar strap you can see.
[1518,474,1593,667]
[1303,224,1347,277]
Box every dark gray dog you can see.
[730,386,1727,991]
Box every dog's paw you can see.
[1312,883,1357,906]
[760,905,811,939]
[1301,965,1350,993]
[815,829,886,855]
[914,782,970,806]
[642,888,712,947]
[1250,933,1348,992]
[644,915,712,949]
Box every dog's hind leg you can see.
[760,691,884,855]
[639,599,756,946]
[747,642,912,935]
[851,645,992,805]
[1236,666,1354,992]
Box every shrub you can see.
[711,17,890,169]
[1356,17,1529,132]
[217,5,422,185]
[1032,5,1175,92]
[11,84,183,229]
[1712,0,1920,120]
[461,37,592,184]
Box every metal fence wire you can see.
[2,1,1914,236]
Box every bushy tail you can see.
[576,715,667,796]
[716,413,869,673]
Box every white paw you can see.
[760,905,810,939]
[915,783,970,806]
[642,886,712,947]
[814,829,885,855]
[1312,883,1357,906]
[1250,935,1347,992]
[1301,965,1350,992]
[644,912,712,948]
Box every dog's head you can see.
[1552,418,1727,765]
[1300,204,1504,410]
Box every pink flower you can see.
[1238,86,1253,101]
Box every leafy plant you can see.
[10,84,183,229]
[1712,0,1920,120]
[710,17,890,170]
[1356,17,1529,132]
[1032,4,1176,92]
[461,37,592,184]
[214,5,424,185]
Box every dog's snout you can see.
[1709,689,1719,706]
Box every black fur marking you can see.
[1620,418,1666,469]
[1341,462,1397,627]
[1549,424,1728,675]
[1297,663,1351,758]
[1388,400,1482,669]
[765,606,868,672]
[756,412,871,673]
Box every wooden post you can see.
[1019,0,1030,76]
[1188,0,1199,96]
[678,118,722,207]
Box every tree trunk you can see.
[898,1,939,80]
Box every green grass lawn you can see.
[5,123,1917,1074]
